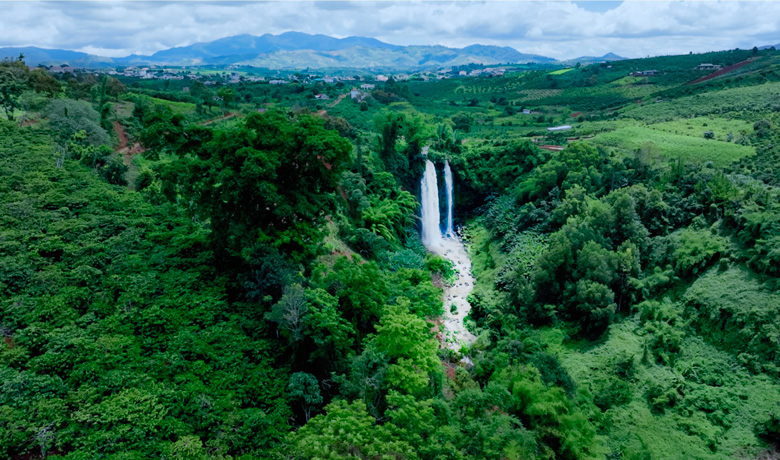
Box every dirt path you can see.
[18,112,39,127]
[199,111,238,126]
[328,93,348,107]
[112,121,144,189]
[428,237,478,351]
[113,121,128,151]
[113,121,144,164]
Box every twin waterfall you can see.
[444,161,454,237]
[419,150,477,352]
[420,158,454,245]
[420,160,443,246]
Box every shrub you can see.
[594,377,633,411]
[757,410,780,443]
[99,155,128,186]
[671,228,727,277]
[135,169,154,191]
[44,99,110,147]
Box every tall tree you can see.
[27,68,60,96]
[375,298,441,396]
[0,56,28,121]
[160,110,351,263]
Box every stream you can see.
[429,236,478,351]
[419,148,477,351]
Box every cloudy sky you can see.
[1,1,779,60]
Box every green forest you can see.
[1,46,780,460]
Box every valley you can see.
[1,36,780,460]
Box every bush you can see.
[757,410,780,443]
[424,254,456,282]
[78,144,113,168]
[44,99,110,147]
[753,119,771,138]
[594,377,633,411]
[345,227,390,258]
[135,169,154,191]
[99,155,128,186]
[530,352,576,396]
[671,228,727,277]
[639,300,685,366]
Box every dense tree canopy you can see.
[4,49,780,460]
[159,110,351,263]
[0,56,28,121]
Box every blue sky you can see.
[573,1,623,13]
[1,1,778,60]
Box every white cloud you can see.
[0,1,778,60]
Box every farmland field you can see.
[647,116,753,142]
[588,125,754,166]
[135,94,198,116]
[619,82,780,122]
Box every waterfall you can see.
[420,159,442,247]
[444,160,454,237]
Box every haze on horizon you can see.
[1,1,779,61]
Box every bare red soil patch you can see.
[113,121,145,166]
[689,59,752,85]
[113,120,128,150]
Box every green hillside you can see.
[2,46,780,460]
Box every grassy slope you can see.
[587,125,754,166]
[649,116,752,142]
[619,82,780,122]
[546,317,780,460]
[466,219,780,460]
[136,94,198,116]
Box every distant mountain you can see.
[759,43,779,50]
[224,44,555,69]
[0,32,557,69]
[459,44,555,64]
[126,32,403,65]
[0,46,115,67]
[599,52,627,61]
[120,33,556,67]
[566,52,627,64]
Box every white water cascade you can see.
[419,151,477,352]
[444,160,454,237]
[420,159,442,247]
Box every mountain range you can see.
[561,52,626,64]
[0,32,577,69]
[0,46,115,67]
